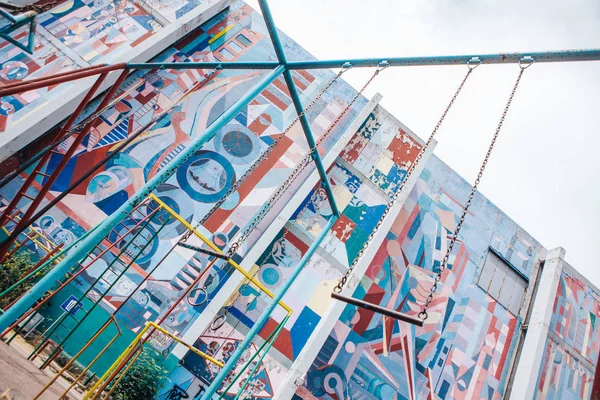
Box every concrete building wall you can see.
[0,0,370,380]
[290,155,547,400]
[510,247,600,400]
[156,102,431,399]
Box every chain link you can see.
[226,65,385,257]
[418,65,529,320]
[333,60,481,299]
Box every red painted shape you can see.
[258,318,294,360]
[261,88,287,110]
[353,284,385,335]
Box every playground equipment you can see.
[0,0,599,398]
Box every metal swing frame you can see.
[0,0,597,398]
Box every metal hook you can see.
[519,56,535,69]
[341,62,353,70]
[467,57,482,70]
[376,60,390,72]
[187,287,208,307]
[210,314,226,331]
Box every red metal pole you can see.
[0,69,130,261]
[0,200,149,339]
[0,64,110,91]
[0,63,126,97]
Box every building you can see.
[0,1,598,399]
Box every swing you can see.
[331,57,533,326]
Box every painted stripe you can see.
[208,24,233,44]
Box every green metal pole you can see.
[218,315,290,399]
[0,226,98,301]
[36,211,171,366]
[0,66,285,334]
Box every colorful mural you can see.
[0,0,225,132]
[534,270,600,399]
[157,104,424,396]
[0,0,367,378]
[549,271,600,365]
[535,337,594,400]
[294,154,544,400]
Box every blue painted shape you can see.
[290,307,320,358]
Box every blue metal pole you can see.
[201,216,337,400]
[257,0,340,217]
[126,61,280,70]
[0,65,285,334]
[126,49,600,73]
[286,49,600,69]
[257,0,287,63]
[283,70,340,216]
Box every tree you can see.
[0,250,35,310]
[111,347,168,400]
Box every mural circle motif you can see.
[111,220,159,265]
[261,264,279,286]
[215,124,262,165]
[176,150,235,203]
[0,61,29,81]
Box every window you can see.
[477,248,527,315]
[218,48,234,60]
[236,34,252,47]
[228,41,243,54]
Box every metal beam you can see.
[283,70,340,216]
[127,61,279,70]
[200,216,337,400]
[258,0,340,216]
[286,49,600,69]
[0,65,286,334]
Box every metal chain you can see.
[196,66,350,228]
[0,0,62,14]
[333,59,482,296]
[226,63,386,257]
[418,62,531,320]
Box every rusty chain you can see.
[332,58,483,305]
[418,60,532,320]
[226,63,387,257]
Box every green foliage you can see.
[0,250,35,310]
[111,347,168,400]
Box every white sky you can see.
[247,0,600,287]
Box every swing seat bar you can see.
[331,292,424,327]
[177,242,229,260]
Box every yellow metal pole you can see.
[58,317,122,398]
[146,322,223,367]
[99,348,143,400]
[85,320,224,399]
[148,194,293,313]
[33,318,114,399]
[85,323,150,399]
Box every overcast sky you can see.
[247,0,600,287]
